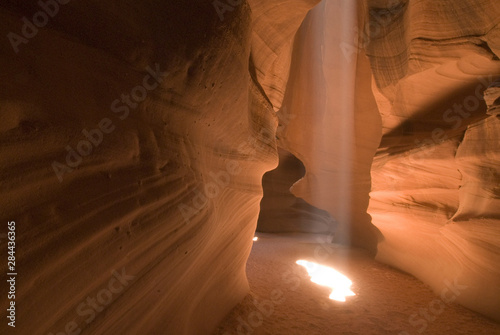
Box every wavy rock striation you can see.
[365,0,500,321]
[0,1,316,334]
[1,0,500,332]
[263,0,500,322]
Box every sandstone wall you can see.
[364,0,500,321]
[0,1,316,333]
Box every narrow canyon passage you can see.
[214,234,500,335]
[1,1,500,334]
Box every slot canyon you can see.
[1,0,500,334]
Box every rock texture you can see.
[263,0,500,323]
[0,1,316,334]
[364,0,500,322]
[1,0,500,333]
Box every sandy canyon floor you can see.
[214,233,500,335]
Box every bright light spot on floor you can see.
[253,237,258,241]
[296,260,355,302]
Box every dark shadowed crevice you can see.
[257,147,337,234]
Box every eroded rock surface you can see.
[266,0,500,323]
[364,0,500,321]
[0,1,316,334]
[1,0,500,332]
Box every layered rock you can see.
[268,0,500,322]
[1,0,500,332]
[365,0,500,321]
[0,1,316,334]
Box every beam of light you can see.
[287,0,358,245]
[253,236,258,241]
[296,260,355,302]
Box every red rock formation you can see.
[364,0,500,321]
[0,1,316,334]
[1,0,500,333]
[267,0,500,323]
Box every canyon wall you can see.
[1,0,499,332]
[0,1,316,334]
[262,0,500,322]
[365,0,500,321]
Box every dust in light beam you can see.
[296,260,355,302]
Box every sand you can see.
[214,233,500,335]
